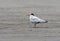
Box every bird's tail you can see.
[44,20,48,23]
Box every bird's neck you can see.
[30,15,34,17]
[30,15,34,16]
[30,15,34,18]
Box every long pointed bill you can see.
[25,13,30,16]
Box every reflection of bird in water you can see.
[26,13,48,28]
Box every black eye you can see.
[31,13,34,15]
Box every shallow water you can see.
[0,7,60,41]
[0,0,60,41]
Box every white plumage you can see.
[30,15,46,23]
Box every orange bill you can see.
[25,13,30,16]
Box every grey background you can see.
[0,0,60,41]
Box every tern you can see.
[26,13,48,28]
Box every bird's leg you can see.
[33,23,36,28]
[33,23,37,32]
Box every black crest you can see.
[31,13,34,16]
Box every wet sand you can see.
[0,0,60,41]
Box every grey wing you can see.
[31,17,40,23]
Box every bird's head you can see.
[31,13,34,16]
[25,13,34,16]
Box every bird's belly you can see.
[31,21,40,24]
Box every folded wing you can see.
[30,16,46,23]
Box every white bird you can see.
[26,13,48,28]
